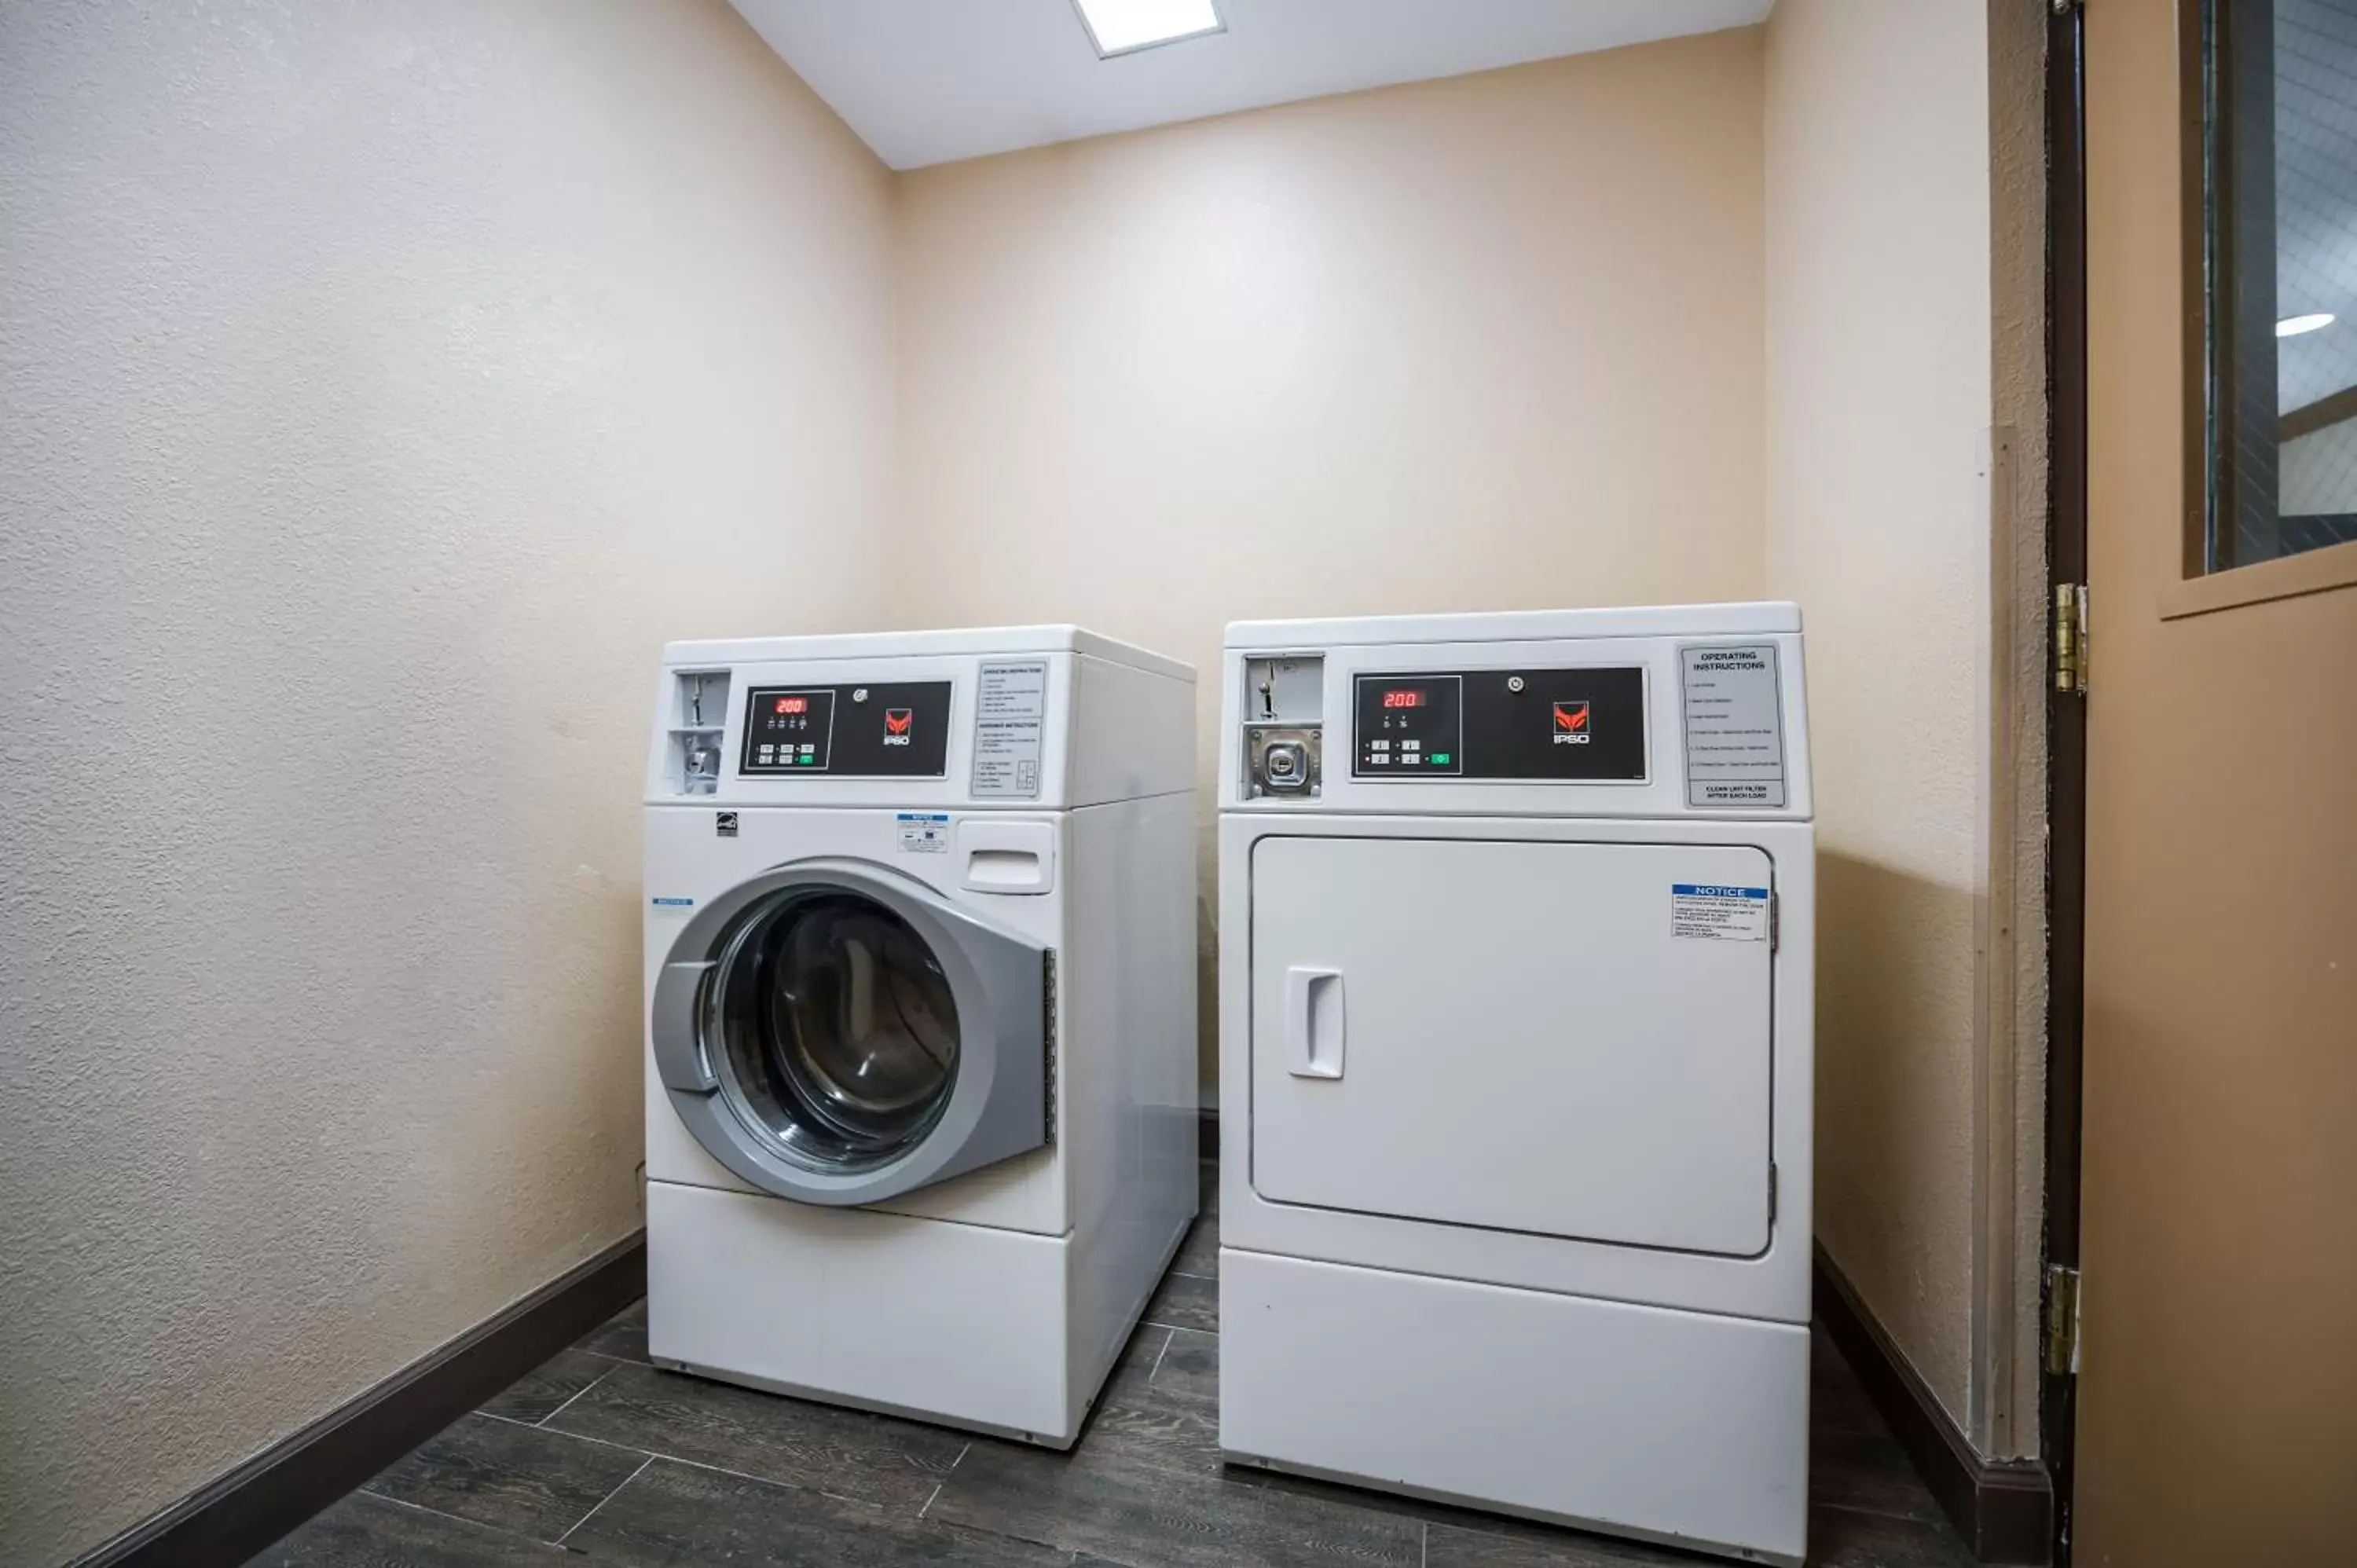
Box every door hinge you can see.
[2053,582,2089,694]
[2045,1263,2082,1376]
[2052,0,2080,16]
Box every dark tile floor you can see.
[262,1167,1977,1566]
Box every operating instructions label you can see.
[1679,643,1788,808]
[972,661,1047,798]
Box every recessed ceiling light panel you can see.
[1072,0,1224,58]
[2277,312,2336,338]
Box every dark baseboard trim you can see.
[73,1229,647,1568]
[1815,1246,2052,1565]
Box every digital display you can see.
[772,696,809,715]
[1381,689,1426,709]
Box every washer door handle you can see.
[651,958,720,1094]
[1285,966,1345,1080]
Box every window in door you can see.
[2190,0,2357,570]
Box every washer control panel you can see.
[741,682,951,777]
[1353,667,1646,782]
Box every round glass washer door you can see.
[706,890,962,1174]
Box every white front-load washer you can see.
[1217,605,1814,1565]
[643,626,1197,1447]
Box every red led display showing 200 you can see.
[772,696,809,715]
[1380,689,1426,709]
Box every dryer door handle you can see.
[1285,966,1345,1080]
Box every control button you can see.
[1431,752,1453,766]
[1403,740,1420,752]
[1371,740,1390,752]
[799,743,815,757]
[1402,754,1422,765]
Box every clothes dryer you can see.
[1217,605,1813,1563]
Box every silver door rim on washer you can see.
[651,856,1050,1207]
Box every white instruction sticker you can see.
[1671,883,1771,942]
[972,661,1047,799]
[896,812,951,853]
[1679,643,1788,808]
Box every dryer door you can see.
[651,859,1049,1206]
[1249,835,1774,1257]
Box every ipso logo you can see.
[882,708,915,747]
[1552,701,1593,746]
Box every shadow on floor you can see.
[262,1165,1974,1566]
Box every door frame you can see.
[2040,0,2091,1562]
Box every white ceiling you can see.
[730,0,1774,170]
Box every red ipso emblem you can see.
[1552,702,1592,745]
[884,709,914,736]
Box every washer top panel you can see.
[670,625,1192,684]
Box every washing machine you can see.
[1216,604,1814,1565]
[643,626,1197,1447]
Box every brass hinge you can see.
[2045,1263,2082,1376]
[2054,583,2090,694]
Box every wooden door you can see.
[2076,0,2357,1563]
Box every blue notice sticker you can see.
[897,811,951,853]
[1670,884,1771,941]
[650,896,694,908]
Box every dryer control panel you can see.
[1353,667,1646,782]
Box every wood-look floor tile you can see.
[560,1455,1076,1567]
[363,1412,647,1542]
[479,1346,614,1424]
[1811,1425,1948,1524]
[1143,1269,1217,1333]
[1808,1504,1978,1567]
[575,1298,648,1363]
[1072,1389,1222,1479]
[928,1438,1422,1568]
[257,1489,571,1564]
[544,1360,966,1509]
[1424,1519,1699,1567]
[1809,1327,1891,1440]
[1153,1327,1218,1407]
[1100,1321,1172,1405]
[1171,1214,1219,1279]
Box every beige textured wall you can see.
[1764,0,1997,1432]
[893,31,1769,1079]
[0,3,893,1562]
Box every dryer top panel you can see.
[1225,602,1799,651]
[1217,604,1810,821]
[668,625,1193,684]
